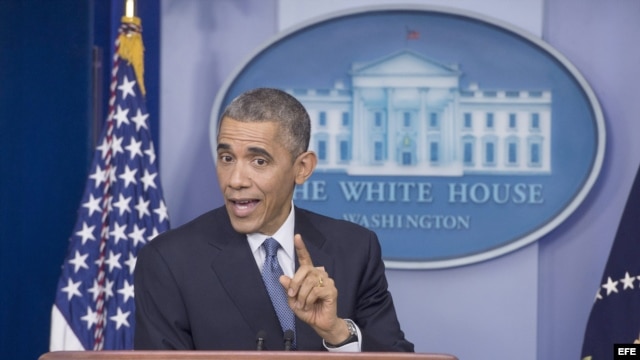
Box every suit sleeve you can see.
[355,231,415,352]
[134,242,194,349]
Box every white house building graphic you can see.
[288,50,552,176]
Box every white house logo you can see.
[292,49,551,177]
[210,6,605,269]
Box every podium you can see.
[39,351,458,360]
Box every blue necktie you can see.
[261,237,296,347]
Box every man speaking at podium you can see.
[134,88,414,352]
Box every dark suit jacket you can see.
[134,206,414,352]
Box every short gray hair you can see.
[219,88,311,158]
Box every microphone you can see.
[256,330,267,350]
[283,329,294,351]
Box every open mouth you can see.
[229,199,260,217]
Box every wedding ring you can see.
[317,276,324,287]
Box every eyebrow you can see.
[216,143,230,152]
[216,143,274,160]
[247,146,273,160]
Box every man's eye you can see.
[219,155,233,162]
[255,159,267,166]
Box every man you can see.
[134,88,414,352]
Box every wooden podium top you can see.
[39,351,458,360]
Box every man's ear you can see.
[294,151,317,185]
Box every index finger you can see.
[294,233,314,267]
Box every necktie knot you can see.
[263,237,280,258]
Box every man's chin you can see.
[228,217,259,235]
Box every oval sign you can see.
[210,5,605,269]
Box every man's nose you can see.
[228,163,251,188]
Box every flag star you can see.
[61,278,82,301]
[141,169,158,191]
[148,227,160,242]
[110,307,131,330]
[104,250,123,272]
[109,222,128,245]
[107,164,118,185]
[104,278,115,300]
[112,194,132,216]
[131,109,149,131]
[87,280,101,301]
[125,138,143,160]
[128,224,147,247]
[118,165,138,188]
[80,306,99,330]
[594,288,602,302]
[602,276,619,296]
[87,278,114,301]
[124,252,137,275]
[89,166,106,188]
[144,144,156,164]
[113,105,130,128]
[82,194,102,216]
[154,200,169,223]
[117,280,135,302]
[111,135,125,157]
[68,250,89,273]
[75,222,96,245]
[104,193,114,213]
[118,75,136,100]
[135,196,150,219]
[96,137,110,159]
[621,272,635,290]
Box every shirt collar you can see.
[247,203,295,261]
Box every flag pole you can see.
[124,0,135,18]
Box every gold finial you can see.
[121,0,140,25]
[118,0,145,95]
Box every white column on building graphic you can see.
[450,89,460,167]
[418,88,429,167]
[327,106,335,167]
[440,104,449,165]
[385,87,394,166]
[543,106,551,171]
[351,88,364,166]
[443,98,455,165]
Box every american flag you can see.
[406,27,420,40]
[581,165,640,360]
[50,17,169,350]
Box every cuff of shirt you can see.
[322,319,362,352]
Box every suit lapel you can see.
[293,207,334,274]
[293,208,335,350]
[208,213,284,349]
